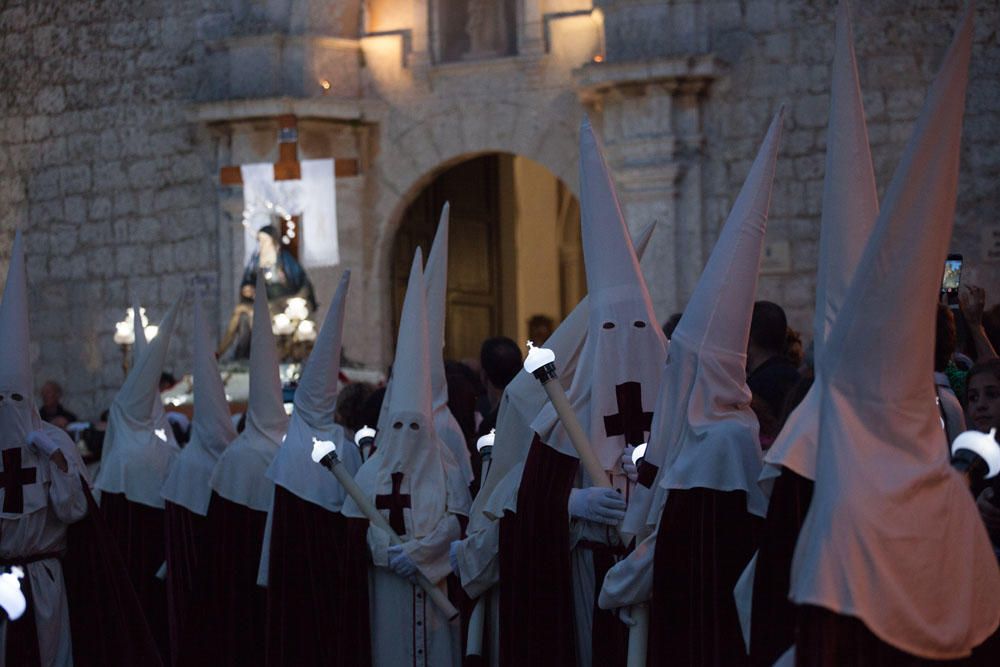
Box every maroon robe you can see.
[175,492,267,667]
[264,484,371,667]
[499,436,612,667]
[99,490,170,661]
[649,487,760,667]
[590,541,628,665]
[164,501,208,666]
[749,467,814,667]
[5,485,164,667]
[3,556,42,666]
[796,605,1000,667]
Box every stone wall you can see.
[598,0,1000,332]
[0,1,226,417]
[1,0,997,416]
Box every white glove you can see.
[449,540,462,576]
[387,544,419,581]
[621,446,638,483]
[568,487,626,525]
[26,430,60,457]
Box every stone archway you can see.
[364,100,582,362]
[388,152,583,361]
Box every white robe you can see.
[0,426,89,667]
[366,515,464,667]
[453,464,521,665]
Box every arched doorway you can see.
[391,153,583,360]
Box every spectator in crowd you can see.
[966,359,1000,436]
[334,381,375,441]
[80,408,109,466]
[159,371,178,393]
[969,360,1000,558]
[477,336,523,438]
[528,314,555,345]
[935,303,967,444]
[662,312,682,339]
[359,385,386,433]
[784,326,805,367]
[747,301,801,421]
[959,284,999,363]
[445,360,482,446]
[39,380,78,429]
[166,411,191,447]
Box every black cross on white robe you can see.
[603,381,653,446]
[0,447,37,514]
[375,471,411,535]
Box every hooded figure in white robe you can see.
[499,117,667,667]
[259,270,369,666]
[600,110,783,666]
[95,293,181,658]
[0,231,89,667]
[342,249,471,667]
[160,290,237,660]
[790,5,1000,661]
[177,270,289,666]
[736,4,879,663]
[450,220,657,665]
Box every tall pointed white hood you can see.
[791,5,1000,657]
[344,250,469,536]
[764,0,879,485]
[161,292,238,515]
[0,231,42,444]
[210,270,289,512]
[294,270,350,431]
[96,296,182,508]
[531,118,666,475]
[623,110,783,537]
[267,270,363,511]
[425,203,475,484]
[131,297,174,434]
[470,220,658,530]
[0,232,35,401]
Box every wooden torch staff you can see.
[465,430,496,659]
[523,342,610,489]
[523,341,648,666]
[311,438,460,621]
[626,604,649,667]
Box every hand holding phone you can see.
[942,254,963,308]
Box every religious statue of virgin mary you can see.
[217,224,317,359]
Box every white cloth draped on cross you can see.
[240,159,339,268]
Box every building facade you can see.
[1,0,998,415]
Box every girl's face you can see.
[967,372,1000,433]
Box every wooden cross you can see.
[375,471,412,535]
[0,448,37,514]
[218,114,360,185]
[603,381,653,446]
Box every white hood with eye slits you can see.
[469,219,658,530]
[343,250,469,537]
[0,230,55,520]
[530,118,666,478]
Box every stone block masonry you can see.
[0,1,226,417]
[1,0,998,416]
